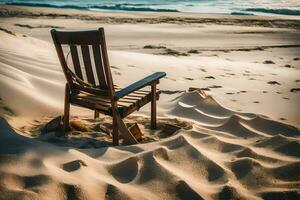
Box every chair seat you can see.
[70,88,160,118]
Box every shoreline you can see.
[1,5,300,30]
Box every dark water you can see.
[1,0,300,16]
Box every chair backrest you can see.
[51,28,114,97]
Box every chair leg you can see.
[151,83,157,129]
[64,84,70,133]
[112,110,119,145]
[94,111,99,119]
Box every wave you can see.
[245,8,300,16]
[5,2,179,12]
[91,5,179,12]
[5,2,86,10]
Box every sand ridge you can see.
[0,98,300,199]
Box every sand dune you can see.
[1,112,299,199]
[0,23,300,199]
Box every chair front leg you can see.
[151,82,157,129]
[64,83,70,133]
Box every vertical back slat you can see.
[81,45,96,85]
[92,45,107,89]
[70,45,83,79]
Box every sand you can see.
[0,5,300,200]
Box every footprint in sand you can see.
[208,85,222,89]
[226,73,235,76]
[204,76,215,79]
[253,101,260,104]
[263,60,275,64]
[295,80,300,83]
[283,64,294,68]
[61,160,87,172]
[184,77,194,81]
[226,92,234,95]
[293,57,300,61]
[290,88,300,93]
[110,66,120,69]
[282,97,289,100]
[198,68,207,72]
[188,49,199,54]
[267,81,280,85]
[199,87,211,91]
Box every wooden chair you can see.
[51,28,166,145]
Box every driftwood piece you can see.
[129,123,143,142]
[41,116,62,134]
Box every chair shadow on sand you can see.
[32,115,192,150]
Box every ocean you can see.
[1,0,300,16]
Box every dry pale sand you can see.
[0,6,300,200]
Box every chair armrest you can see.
[114,72,166,100]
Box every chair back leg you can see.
[151,83,157,129]
[94,111,99,119]
[112,110,119,145]
[64,84,70,133]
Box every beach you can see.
[0,5,300,200]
